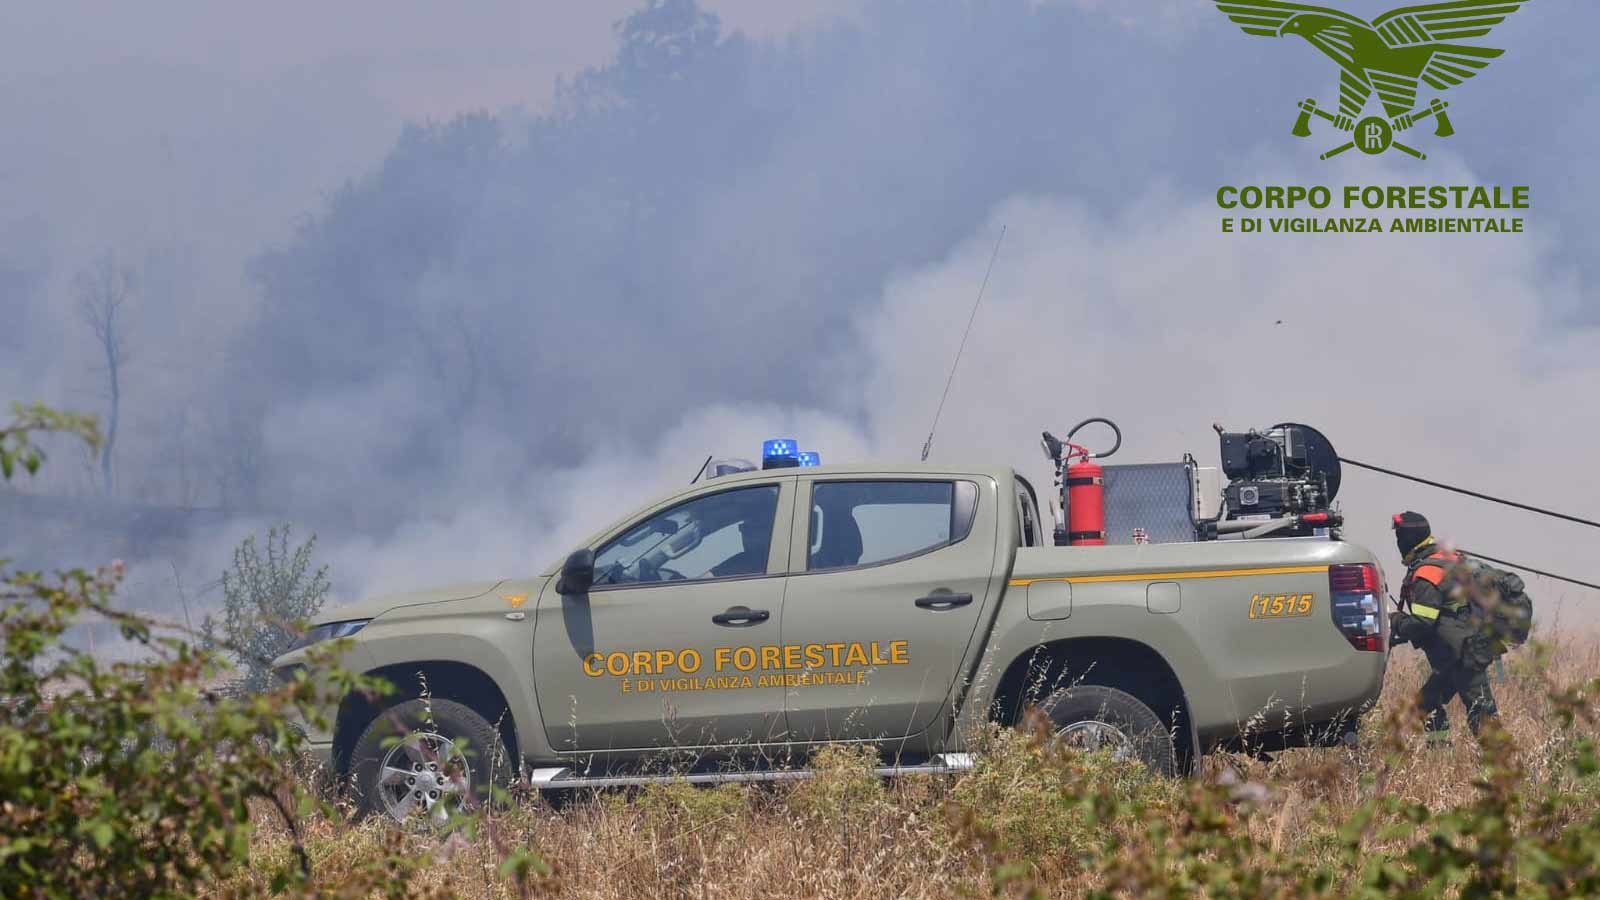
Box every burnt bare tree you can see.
[76,253,136,497]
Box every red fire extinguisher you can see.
[1065,453,1106,546]
[1045,418,1121,547]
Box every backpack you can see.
[1407,551,1534,650]
[1450,555,1534,648]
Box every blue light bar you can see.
[797,451,821,467]
[762,439,798,459]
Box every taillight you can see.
[1330,563,1383,652]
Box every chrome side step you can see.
[526,752,976,790]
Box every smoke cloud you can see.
[2,0,1594,627]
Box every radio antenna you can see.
[689,454,712,484]
[922,224,1006,462]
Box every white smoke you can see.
[313,156,1599,623]
[5,0,1596,636]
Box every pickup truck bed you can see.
[988,539,1387,752]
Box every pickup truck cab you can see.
[276,463,1387,822]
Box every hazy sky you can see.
[2,0,1595,624]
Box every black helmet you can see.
[1392,510,1431,557]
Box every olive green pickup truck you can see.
[274,463,1387,822]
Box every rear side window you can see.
[808,480,976,571]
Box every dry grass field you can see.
[213,633,1600,899]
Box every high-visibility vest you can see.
[1402,547,1466,622]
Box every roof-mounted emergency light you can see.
[797,451,821,467]
[762,439,800,470]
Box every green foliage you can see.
[789,743,887,822]
[937,690,1600,898]
[204,525,330,692]
[949,722,1179,876]
[0,401,99,481]
[0,554,544,898]
[0,401,555,897]
[632,779,751,829]
[0,559,365,897]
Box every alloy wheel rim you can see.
[377,730,471,825]
[1056,719,1136,762]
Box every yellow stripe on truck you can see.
[1009,564,1330,587]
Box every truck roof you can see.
[702,461,1018,484]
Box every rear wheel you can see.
[1037,684,1178,777]
[348,698,512,824]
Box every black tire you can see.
[1037,684,1179,777]
[348,698,512,822]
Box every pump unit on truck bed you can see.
[275,438,1387,822]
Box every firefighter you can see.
[1387,511,1499,742]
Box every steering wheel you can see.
[637,557,686,583]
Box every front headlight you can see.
[285,619,370,654]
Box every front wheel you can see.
[348,698,512,824]
[1037,684,1178,777]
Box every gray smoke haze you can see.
[2,0,1596,625]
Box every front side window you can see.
[592,485,780,587]
[808,480,973,571]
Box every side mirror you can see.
[557,548,595,595]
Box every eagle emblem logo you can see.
[1214,0,1529,160]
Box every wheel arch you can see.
[333,660,520,778]
[989,636,1199,774]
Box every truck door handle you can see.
[915,593,973,611]
[712,606,770,626]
